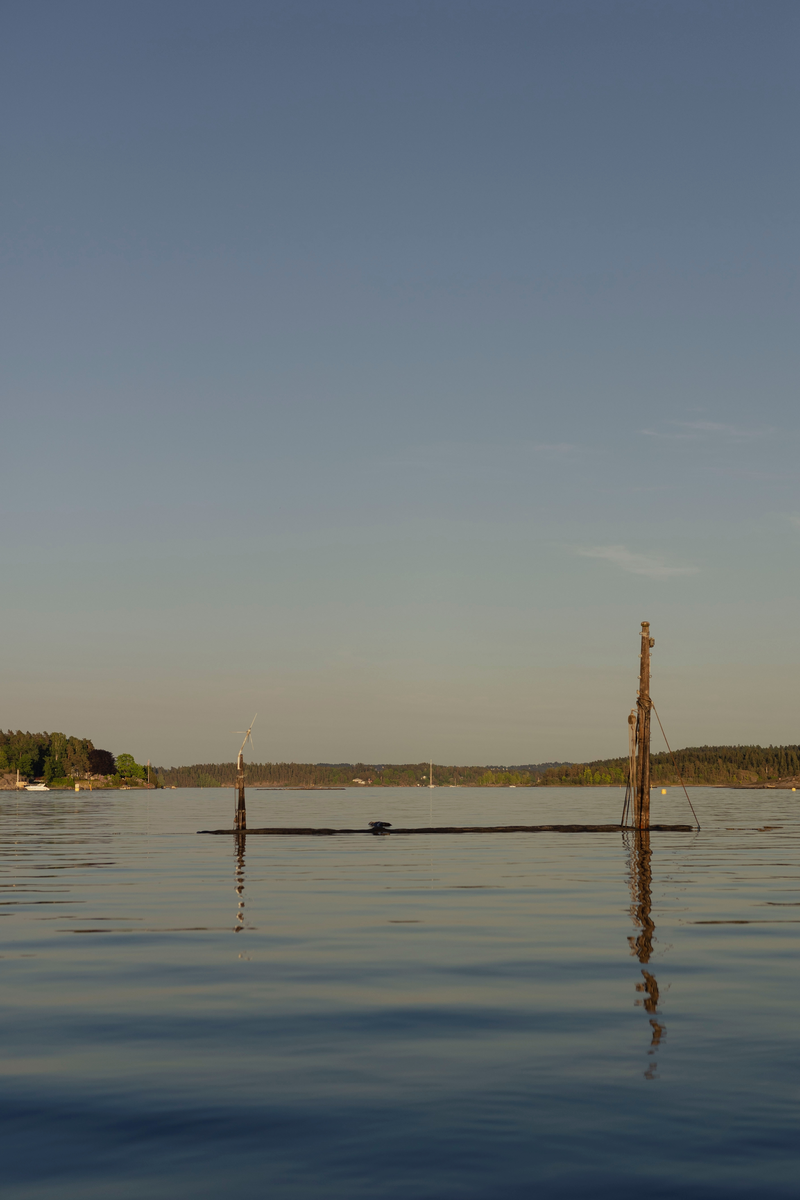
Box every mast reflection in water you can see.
[626,829,666,1079]
[227,825,668,1075]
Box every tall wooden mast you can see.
[635,621,654,828]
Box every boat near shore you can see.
[24,783,50,792]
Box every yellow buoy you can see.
[661,788,667,794]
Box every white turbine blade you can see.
[236,714,258,758]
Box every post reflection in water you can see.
[225,829,666,1076]
[626,829,666,1079]
[234,832,246,933]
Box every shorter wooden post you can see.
[235,751,246,830]
[232,716,256,831]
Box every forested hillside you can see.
[5,732,797,788]
[535,744,800,787]
[0,729,109,781]
[156,745,800,788]
[0,731,145,786]
[156,762,534,788]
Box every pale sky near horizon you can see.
[2,0,799,767]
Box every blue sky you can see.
[2,0,798,766]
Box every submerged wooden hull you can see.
[198,823,693,836]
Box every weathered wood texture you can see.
[198,823,693,836]
[234,751,246,830]
[635,621,654,828]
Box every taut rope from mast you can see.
[651,703,700,829]
[621,708,637,826]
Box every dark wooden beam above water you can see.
[198,823,693,836]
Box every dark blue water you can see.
[2,786,798,1198]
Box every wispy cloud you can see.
[639,428,698,440]
[680,420,773,440]
[640,421,773,441]
[529,442,583,459]
[576,544,699,579]
[393,440,584,468]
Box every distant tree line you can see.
[0,731,156,787]
[5,731,797,789]
[156,745,800,789]
[0,730,108,782]
[532,744,800,787]
[155,761,537,788]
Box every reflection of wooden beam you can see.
[200,822,692,836]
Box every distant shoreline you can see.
[157,746,800,791]
[133,780,800,791]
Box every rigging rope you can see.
[620,709,636,827]
[651,703,701,829]
[620,786,630,827]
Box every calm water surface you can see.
[2,786,798,1198]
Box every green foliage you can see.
[115,753,146,780]
[44,732,69,782]
[535,745,800,787]
[474,770,532,786]
[7,736,798,791]
[0,731,50,777]
[0,730,96,782]
[155,761,538,788]
[154,746,800,790]
[0,730,138,785]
